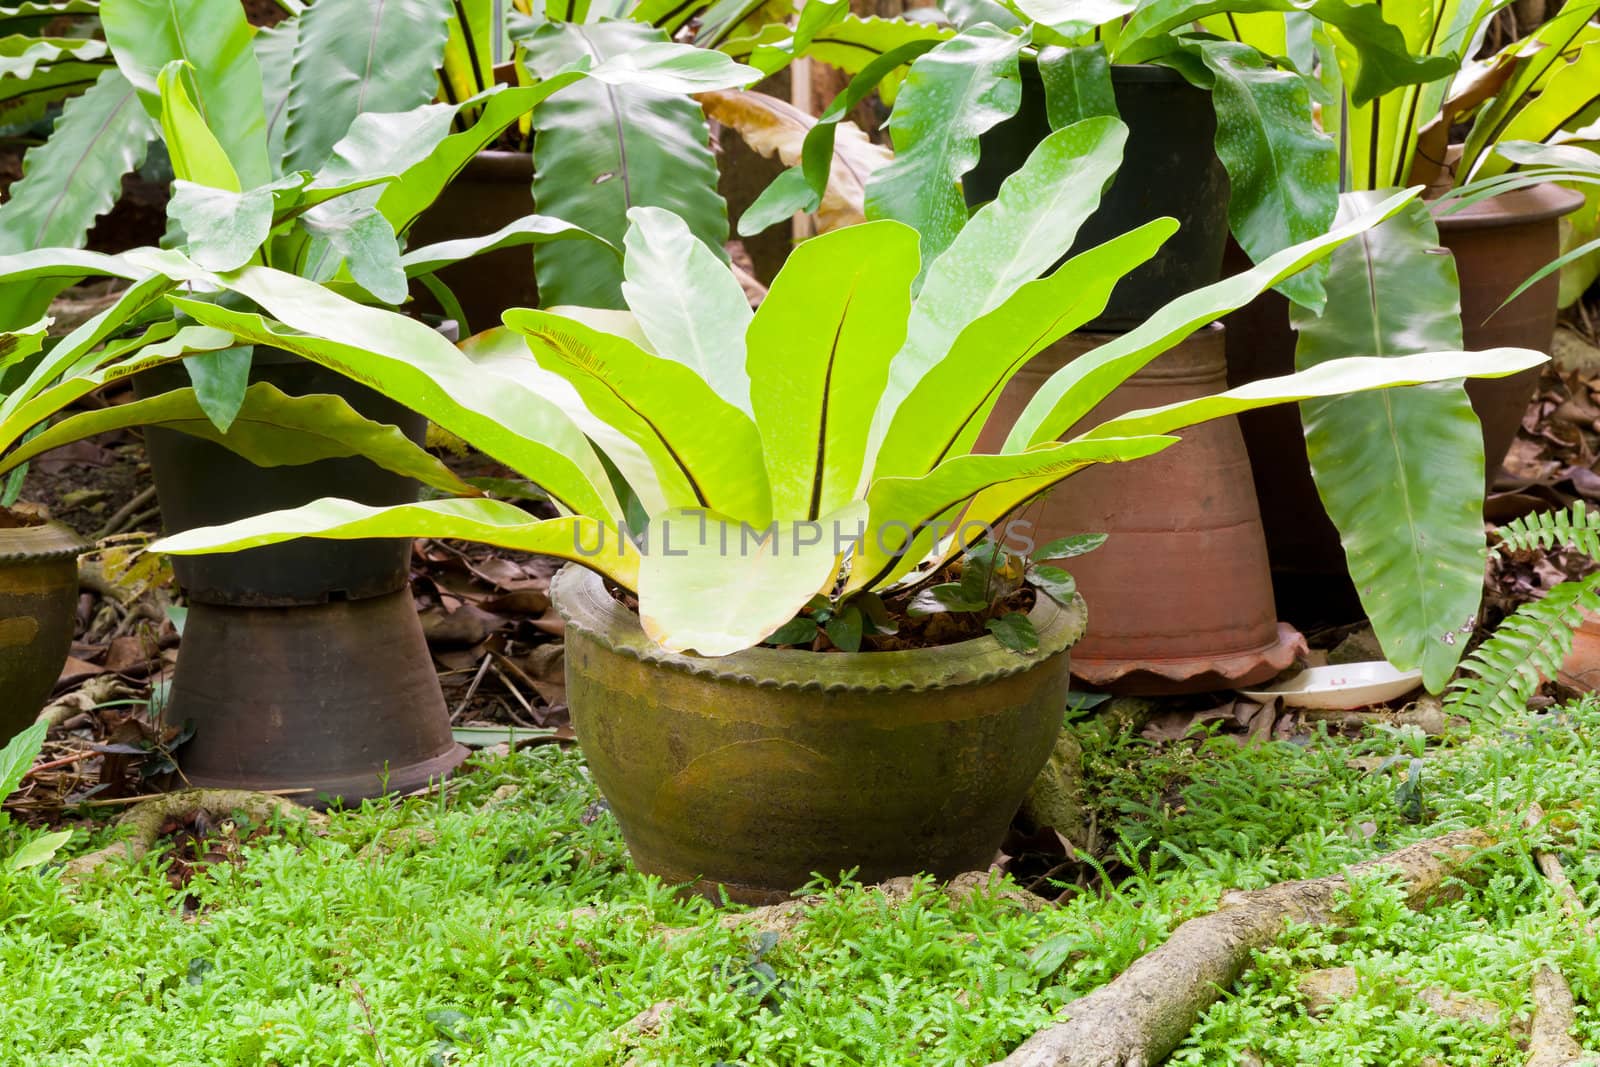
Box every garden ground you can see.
[3,695,1598,1066]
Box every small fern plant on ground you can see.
[1449,502,1600,720]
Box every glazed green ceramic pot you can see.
[0,515,84,738]
[553,564,1085,904]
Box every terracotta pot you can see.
[169,592,466,805]
[1223,182,1585,626]
[1558,610,1600,691]
[977,324,1302,694]
[0,514,83,738]
[1220,257,1361,624]
[407,150,536,335]
[966,63,1230,330]
[552,564,1084,904]
[1436,182,1586,470]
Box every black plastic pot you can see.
[966,63,1230,330]
[137,349,426,606]
[407,150,537,336]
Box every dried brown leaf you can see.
[698,88,892,233]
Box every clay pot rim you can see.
[1431,180,1587,231]
[552,563,1085,693]
[0,512,86,564]
[1016,59,1194,85]
[459,149,534,183]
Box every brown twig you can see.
[348,981,389,1067]
[61,789,327,879]
[1526,966,1600,1067]
[72,787,313,808]
[489,659,535,716]
[92,485,157,540]
[450,655,494,723]
[20,751,97,780]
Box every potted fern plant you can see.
[148,117,1540,898]
[0,2,753,800]
[407,0,847,329]
[737,1,1454,325]
[0,367,84,736]
[1218,0,1598,626]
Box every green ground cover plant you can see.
[3,697,1598,1065]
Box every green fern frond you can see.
[1446,572,1600,721]
[1495,500,1600,558]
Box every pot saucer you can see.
[1071,621,1307,696]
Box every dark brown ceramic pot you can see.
[1224,182,1585,626]
[407,150,536,335]
[0,513,84,738]
[976,325,1302,694]
[138,349,427,607]
[137,349,466,804]
[553,564,1084,904]
[171,593,466,803]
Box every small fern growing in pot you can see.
[150,118,1543,901]
[1450,504,1600,721]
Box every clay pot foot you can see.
[1071,621,1307,696]
[168,591,466,806]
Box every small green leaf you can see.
[154,59,240,191]
[907,582,987,616]
[1027,564,1076,604]
[7,829,72,872]
[0,721,47,803]
[1034,532,1107,560]
[986,611,1039,653]
[764,617,819,646]
[825,603,864,651]
[738,167,818,237]
[1395,757,1424,823]
[171,182,273,271]
[302,206,407,305]
[182,345,252,433]
[853,591,899,635]
[959,541,1019,603]
[1038,44,1116,130]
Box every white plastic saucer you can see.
[1237,662,1424,710]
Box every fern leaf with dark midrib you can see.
[521,20,728,309]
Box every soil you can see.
[240,0,289,26]
[0,152,169,256]
[18,428,150,542]
[606,569,1038,653]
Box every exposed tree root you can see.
[62,789,328,880]
[35,676,138,729]
[1526,966,1600,1067]
[1527,805,1598,939]
[994,828,1492,1067]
